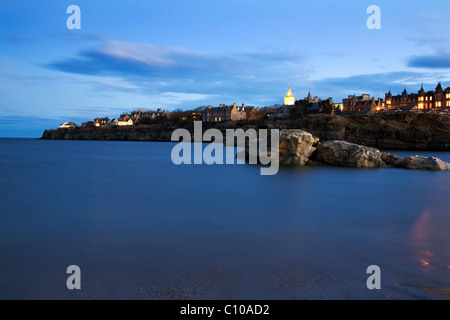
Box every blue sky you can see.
[1,0,450,137]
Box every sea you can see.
[0,138,449,300]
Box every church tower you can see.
[284,84,295,106]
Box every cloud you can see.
[50,30,109,44]
[407,53,450,69]
[44,40,310,106]
[47,41,306,82]
[0,29,28,43]
[417,13,447,22]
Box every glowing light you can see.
[419,260,430,267]
[284,84,295,106]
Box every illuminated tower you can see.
[284,84,295,106]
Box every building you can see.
[59,121,77,129]
[301,90,333,114]
[343,94,384,113]
[179,111,202,121]
[130,108,170,120]
[117,119,134,126]
[334,103,344,112]
[284,85,295,106]
[245,106,270,120]
[269,105,292,119]
[203,103,246,122]
[305,90,321,113]
[385,83,450,111]
[272,90,334,117]
[117,113,134,126]
[94,117,110,127]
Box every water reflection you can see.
[410,209,434,272]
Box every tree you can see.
[319,99,334,114]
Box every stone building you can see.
[117,113,134,126]
[94,117,110,127]
[343,94,384,113]
[179,111,202,121]
[130,108,170,120]
[245,106,269,120]
[385,83,450,111]
[203,103,246,122]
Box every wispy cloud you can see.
[0,29,28,43]
[407,53,450,69]
[46,41,307,81]
[44,40,310,105]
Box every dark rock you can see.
[382,153,450,170]
[313,141,383,168]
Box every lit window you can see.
[430,97,433,101]
[418,103,424,109]
[436,102,441,107]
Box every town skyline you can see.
[1,0,450,137]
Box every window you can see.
[447,101,450,107]
[446,94,450,99]
[436,101,441,107]
[418,103,424,109]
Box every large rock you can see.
[313,140,383,168]
[238,129,319,166]
[277,129,320,165]
[382,153,450,170]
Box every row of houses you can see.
[343,83,450,113]
[342,94,384,113]
[58,108,170,129]
[385,83,450,110]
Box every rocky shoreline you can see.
[42,113,450,151]
[241,129,450,171]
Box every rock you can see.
[240,129,319,166]
[313,141,383,168]
[382,153,450,170]
[403,156,450,170]
[277,129,320,166]
[380,153,404,167]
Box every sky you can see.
[1,0,450,137]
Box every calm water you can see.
[0,139,449,300]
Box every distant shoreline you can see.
[41,113,450,151]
